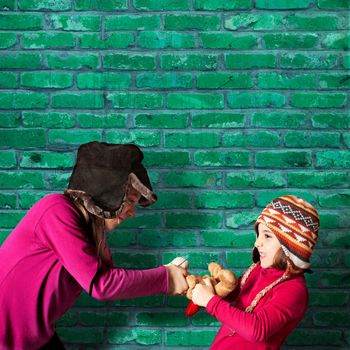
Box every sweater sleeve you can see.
[36,199,168,300]
[206,280,308,343]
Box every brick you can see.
[226,211,260,228]
[136,73,192,89]
[201,33,256,49]
[319,74,350,89]
[196,192,254,209]
[197,73,252,89]
[49,130,102,145]
[226,171,286,189]
[0,151,16,168]
[281,53,338,69]
[113,295,163,307]
[228,92,285,108]
[56,311,77,327]
[23,112,75,128]
[144,151,190,166]
[317,0,350,8]
[344,54,350,69]
[46,53,98,70]
[133,0,189,10]
[77,73,130,89]
[21,72,72,89]
[134,113,188,128]
[106,130,160,147]
[288,171,348,188]
[22,32,74,49]
[139,230,196,247]
[194,0,251,10]
[137,312,188,326]
[256,151,311,168]
[191,313,220,326]
[312,114,350,129]
[317,151,350,168]
[57,328,103,344]
[107,329,161,345]
[75,0,127,11]
[323,33,350,49]
[0,211,25,228]
[107,92,162,109]
[164,171,221,188]
[46,172,70,189]
[80,311,128,326]
[192,113,245,128]
[52,93,104,109]
[166,213,221,229]
[258,73,316,89]
[227,251,252,268]
[251,112,307,128]
[285,131,340,148]
[79,32,134,49]
[0,113,20,127]
[163,252,220,268]
[0,33,16,48]
[20,152,74,169]
[225,14,283,31]
[164,15,220,30]
[167,93,224,109]
[1,0,15,10]
[78,113,127,128]
[103,53,156,70]
[165,132,219,148]
[105,15,160,30]
[167,330,217,346]
[344,133,350,148]
[111,252,158,269]
[116,213,161,229]
[0,72,17,88]
[291,93,347,108]
[286,15,339,30]
[19,0,71,10]
[287,329,342,346]
[107,230,136,247]
[256,0,313,8]
[0,129,45,148]
[0,171,44,189]
[20,192,47,209]
[138,31,195,49]
[202,230,255,248]
[263,33,318,49]
[0,193,16,209]
[0,14,42,30]
[0,52,41,69]
[195,150,250,167]
[319,193,350,207]
[257,191,315,207]
[312,251,344,268]
[309,291,349,306]
[48,15,100,31]
[223,131,280,147]
[160,54,217,70]
[313,311,350,327]
[0,91,48,109]
[225,53,276,69]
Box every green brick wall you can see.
[0,0,349,349]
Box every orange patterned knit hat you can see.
[254,195,320,270]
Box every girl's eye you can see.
[264,234,271,239]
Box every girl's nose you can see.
[255,236,262,248]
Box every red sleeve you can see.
[37,198,168,300]
[206,279,308,343]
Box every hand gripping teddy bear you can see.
[185,262,238,317]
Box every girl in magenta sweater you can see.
[0,142,188,350]
[192,195,320,350]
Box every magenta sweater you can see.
[207,264,308,350]
[0,194,168,350]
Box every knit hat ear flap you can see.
[254,195,319,270]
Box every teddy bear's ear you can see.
[208,262,223,279]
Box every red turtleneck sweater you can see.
[206,263,308,350]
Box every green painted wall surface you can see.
[0,0,349,348]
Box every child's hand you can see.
[192,278,215,307]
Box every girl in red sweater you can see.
[192,195,319,350]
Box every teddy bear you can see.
[185,262,238,316]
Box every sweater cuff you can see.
[206,295,222,315]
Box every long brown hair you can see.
[272,247,304,276]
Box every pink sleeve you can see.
[37,200,168,300]
[206,280,308,343]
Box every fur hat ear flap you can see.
[252,246,260,263]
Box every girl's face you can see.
[255,223,282,268]
[104,187,141,232]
